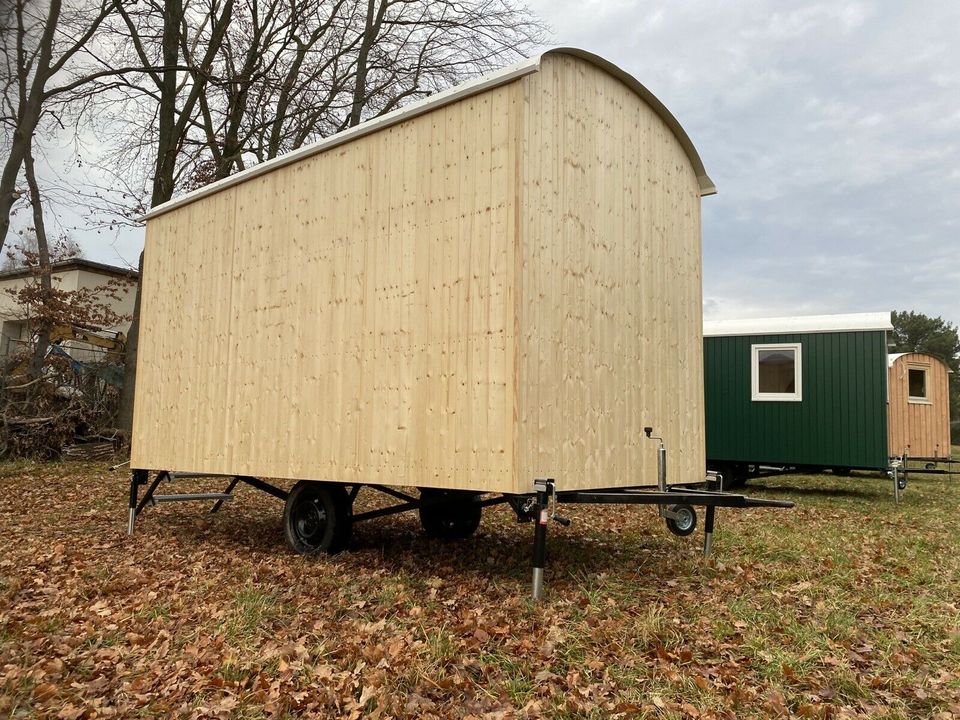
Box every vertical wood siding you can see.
[887,353,951,458]
[132,84,522,489]
[704,331,889,469]
[132,53,708,493]
[516,56,705,490]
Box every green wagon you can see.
[703,312,893,488]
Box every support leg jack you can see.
[703,505,716,558]
[531,479,552,601]
[127,469,148,536]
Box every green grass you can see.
[222,588,288,645]
[0,459,958,717]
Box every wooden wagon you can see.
[126,48,789,596]
[703,312,956,495]
[887,352,953,465]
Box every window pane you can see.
[758,349,796,394]
[908,368,926,398]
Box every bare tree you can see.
[106,0,237,431]
[2,228,82,270]
[0,0,123,257]
[187,0,347,180]
[0,0,131,390]
[189,0,547,170]
[345,0,546,128]
[93,0,547,431]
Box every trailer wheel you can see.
[717,464,746,490]
[833,467,851,477]
[284,481,352,555]
[897,475,907,491]
[665,504,697,537]
[419,489,482,539]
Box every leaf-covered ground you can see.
[1,457,959,719]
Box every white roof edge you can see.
[557,48,715,196]
[142,47,714,222]
[888,351,952,370]
[703,312,893,337]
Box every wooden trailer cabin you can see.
[702,313,893,485]
[887,352,952,460]
[131,48,716,497]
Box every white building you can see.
[0,259,138,358]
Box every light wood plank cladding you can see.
[887,353,951,458]
[516,54,705,491]
[132,51,709,493]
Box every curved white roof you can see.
[888,351,952,370]
[703,312,893,337]
[143,47,714,221]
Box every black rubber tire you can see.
[283,481,352,554]
[833,467,851,477]
[665,503,697,537]
[418,489,482,539]
[717,463,746,490]
[897,476,907,491]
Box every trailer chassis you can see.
[890,453,958,478]
[711,460,916,502]
[126,471,792,600]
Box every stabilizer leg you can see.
[703,504,716,558]
[127,469,147,536]
[531,479,553,601]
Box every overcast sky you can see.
[525,0,960,328]
[23,0,960,328]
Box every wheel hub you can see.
[294,499,327,544]
[674,508,694,531]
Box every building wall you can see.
[133,52,709,493]
[73,269,137,332]
[0,271,79,325]
[0,268,136,359]
[133,79,522,489]
[704,331,889,470]
[516,54,705,490]
[887,353,951,458]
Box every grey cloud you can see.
[18,1,960,329]
[528,0,960,326]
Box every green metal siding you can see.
[704,331,889,469]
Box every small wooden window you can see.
[752,343,802,401]
[908,367,928,402]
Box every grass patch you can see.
[0,459,958,717]
[222,588,287,645]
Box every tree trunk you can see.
[118,0,183,436]
[23,147,52,384]
[0,128,31,258]
[0,0,63,257]
[348,0,384,128]
[117,249,143,433]
[118,0,237,437]
[151,0,183,208]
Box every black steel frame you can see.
[526,479,792,598]
[893,454,959,477]
[126,469,793,599]
[714,460,932,503]
[126,470,290,535]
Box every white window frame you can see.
[751,343,802,402]
[907,365,931,404]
